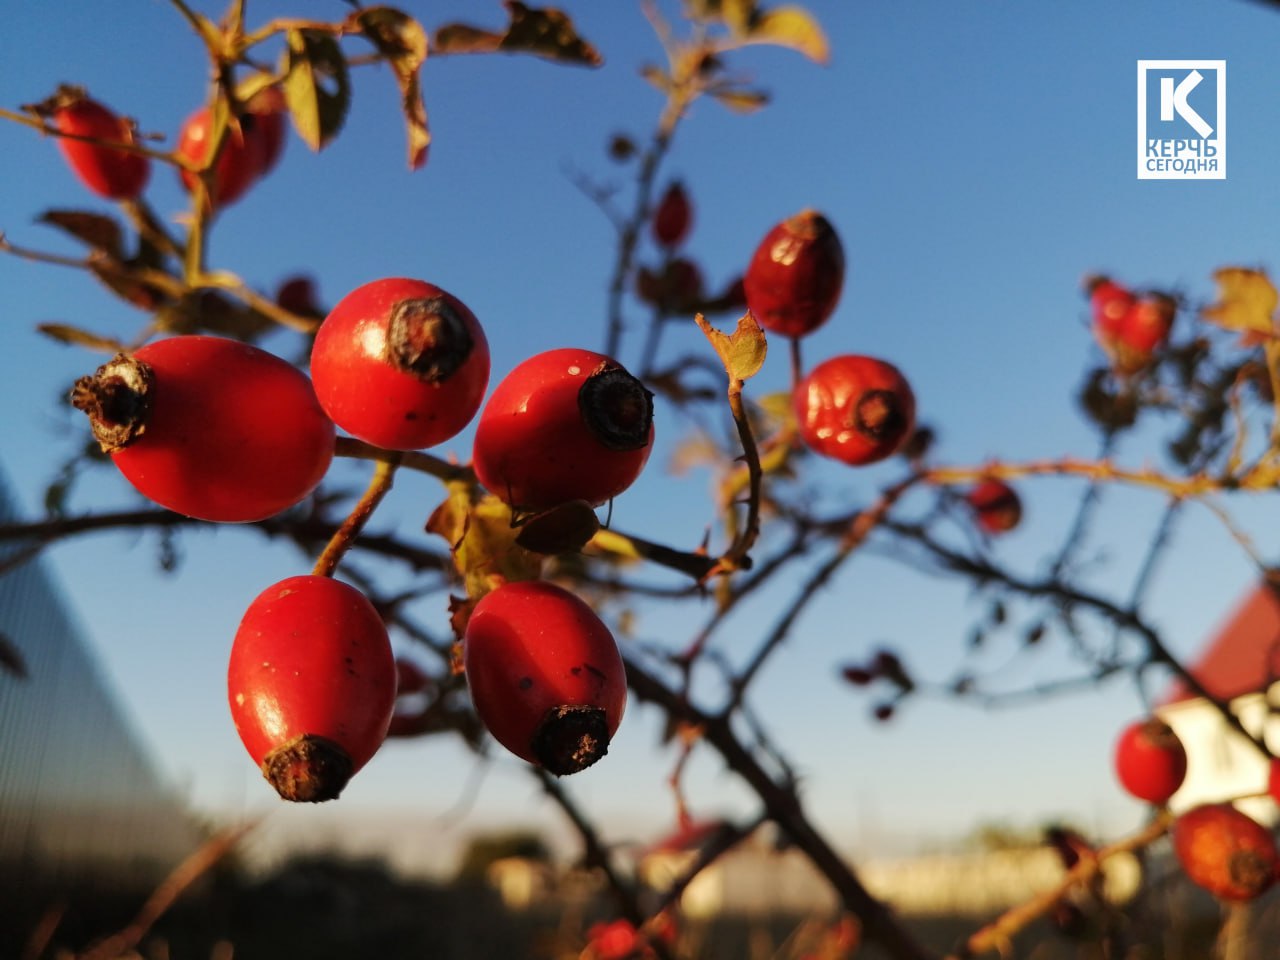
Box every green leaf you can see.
[695,311,767,382]
[745,6,830,64]
[433,2,602,66]
[425,484,541,599]
[710,87,770,114]
[1203,267,1277,337]
[282,30,351,152]
[37,210,124,259]
[351,7,431,170]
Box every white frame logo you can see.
[1137,60,1225,180]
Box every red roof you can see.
[1162,581,1280,705]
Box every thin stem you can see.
[78,822,256,960]
[334,435,470,483]
[0,107,197,169]
[947,811,1174,959]
[718,370,764,572]
[313,453,401,577]
[625,658,936,960]
[725,475,919,714]
[925,457,1239,498]
[789,334,803,387]
[197,270,320,334]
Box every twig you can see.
[625,657,936,960]
[312,452,402,577]
[947,812,1173,959]
[78,821,256,960]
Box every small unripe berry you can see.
[744,210,845,337]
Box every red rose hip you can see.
[463,580,627,774]
[744,209,845,337]
[472,348,653,511]
[70,335,334,522]
[311,277,490,451]
[244,86,287,177]
[1173,804,1279,901]
[228,575,396,802]
[1113,717,1187,805]
[51,89,150,200]
[793,354,915,466]
[966,479,1022,534]
[652,181,692,249]
[176,105,260,209]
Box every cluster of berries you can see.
[1114,718,1280,902]
[71,275,646,799]
[1087,276,1176,375]
[50,86,651,801]
[45,86,287,210]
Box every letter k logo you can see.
[1160,71,1213,138]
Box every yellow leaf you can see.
[695,311,768,382]
[1203,267,1278,337]
[710,87,770,114]
[745,6,829,65]
[425,483,541,598]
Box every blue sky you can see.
[3,0,1280,870]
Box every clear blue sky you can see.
[2,1,1279,870]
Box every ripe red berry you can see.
[1086,276,1134,342]
[1086,277,1174,374]
[1113,718,1187,805]
[51,91,150,200]
[1173,804,1279,901]
[310,277,490,451]
[70,335,334,522]
[1120,294,1176,356]
[652,181,692,248]
[463,580,627,775]
[586,919,641,960]
[793,355,915,466]
[244,86,287,178]
[743,209,845,337]
[472,348,654,511]
[1269,757,1280,806]
[228,575,396,802]
[176,106,259,209]
[966,479,1022,534]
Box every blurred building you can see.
[0,465,201,952]
[1156,579,1280,823]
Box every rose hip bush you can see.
[5,3,1280,959]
